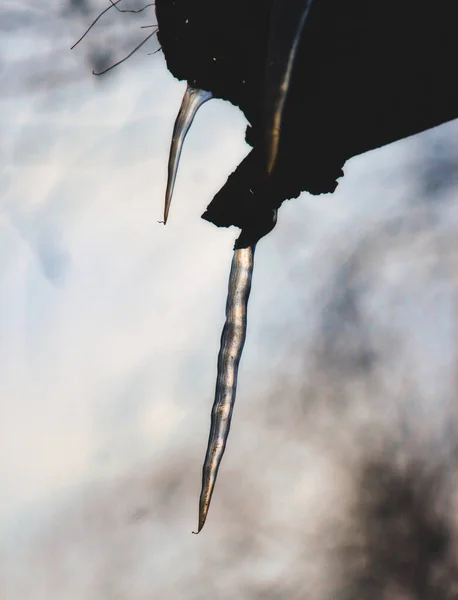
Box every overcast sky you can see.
[1,3,458,598]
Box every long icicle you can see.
[164,85,213,224]
[194,245,255,533]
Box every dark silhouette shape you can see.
[156,0,458,246]
[154,0,458,541]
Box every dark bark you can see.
[156,0,458,245]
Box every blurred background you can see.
[1,2,458,598]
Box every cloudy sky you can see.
[1,2,458,598]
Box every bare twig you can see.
[92,28,158,75]
[71,0,123,50]
[72,1,156,51]
[108,0,155,14]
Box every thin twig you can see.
[72,2,156,51]
[108,0,155,14]
[92,29,158,75]
[71,0,123,50]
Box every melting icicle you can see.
[194,211,277,533]
[194,245,255,533]
[164,85,213,223]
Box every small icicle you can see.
[193,245,255,533]
[164,85,213,224]
[264,0,315,174]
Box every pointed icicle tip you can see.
[163,85,213,224]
